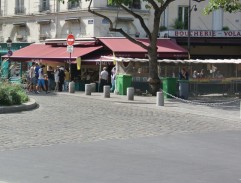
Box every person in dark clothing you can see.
[58,66,65,92]
[178,68,189,80]
[47,66,55,91]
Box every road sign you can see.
[66,34,75,46]
[67,45,74,53]
[7,50,13,56]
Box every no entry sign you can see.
[67,34,75,46]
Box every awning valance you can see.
[101,56,241,64]
[2,44,103,61]
[98,38,188,58]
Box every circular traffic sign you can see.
[66,34,75,46]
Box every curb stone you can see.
[0,98,37,114]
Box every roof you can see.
[98,38,188,58]
[2,44,103,61]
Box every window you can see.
[68,0,80,9]
[178,6,188,29]
[129,0,141,9]
[40,0,50,12]
[107,0,118,7]
[15,0,25,14]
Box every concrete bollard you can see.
[103,85,110,98]
[90,83,96,92]
[127,87,134,100]
[69,81,75,93]
[240,101,241,119]
[156,91,164,106]
[85,84,92,95]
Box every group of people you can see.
[27,62,70,94]
[99,66,116,92]
[192,69,205,79]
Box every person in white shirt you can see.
[99,67,108,92]
[36,65,48,94]
[27,62,36,92]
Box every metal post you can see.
[156,91,164,106]
[85,84,91,95]
[127,87,134,100]
[104,85,110,98]
[69,52,72,81]
[188,0,191,59]
[240,101,241,119]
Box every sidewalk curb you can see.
[0,98,38,114]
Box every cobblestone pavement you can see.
[0,92,241,152]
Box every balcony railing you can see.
[15,7,26,15]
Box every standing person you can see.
[199,69,205,78]
[27,62,36,92]
[36,65,48,94]
[99,67,108,92]
[54,66,60,92]
[178,68,189,80]
[47,66,54,91]
[110,67,116,92]
[64,68,70,92]
[58,66,65,92]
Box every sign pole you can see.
[69,52,72,81]
[66,34,75,81]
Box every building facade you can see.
[0,0,149,43]
[160,0,241,59]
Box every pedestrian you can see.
[27,62,36,92]
[36,65,48,94]
[179,68,189,80]
[110,67,116,92]
[47,66,54,91]
[64,68,70,91]
[54,66,60,92]
[58,66,65,92]
[99,67,108,92]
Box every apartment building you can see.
[160,0,241,59]
[0,0,149,44]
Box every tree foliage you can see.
[204,0,241,14]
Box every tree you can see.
[60,0,175,95]
[204,0,241,14]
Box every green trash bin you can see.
[116,74,132,95]
[161,77,177,98]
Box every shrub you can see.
[0,82,29,106]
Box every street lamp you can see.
[187,0,205,59]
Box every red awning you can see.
[2,43,103,61]
[98,38,188,58]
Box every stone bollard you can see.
[85,84,92,95]
[103,85,110,98]
[90,83,96,92]
[156,91,164,106]
[69,81,75,93]
[127,87,134,100]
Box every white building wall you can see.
[1,0,240,44]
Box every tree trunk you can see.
[148,47,160,96]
